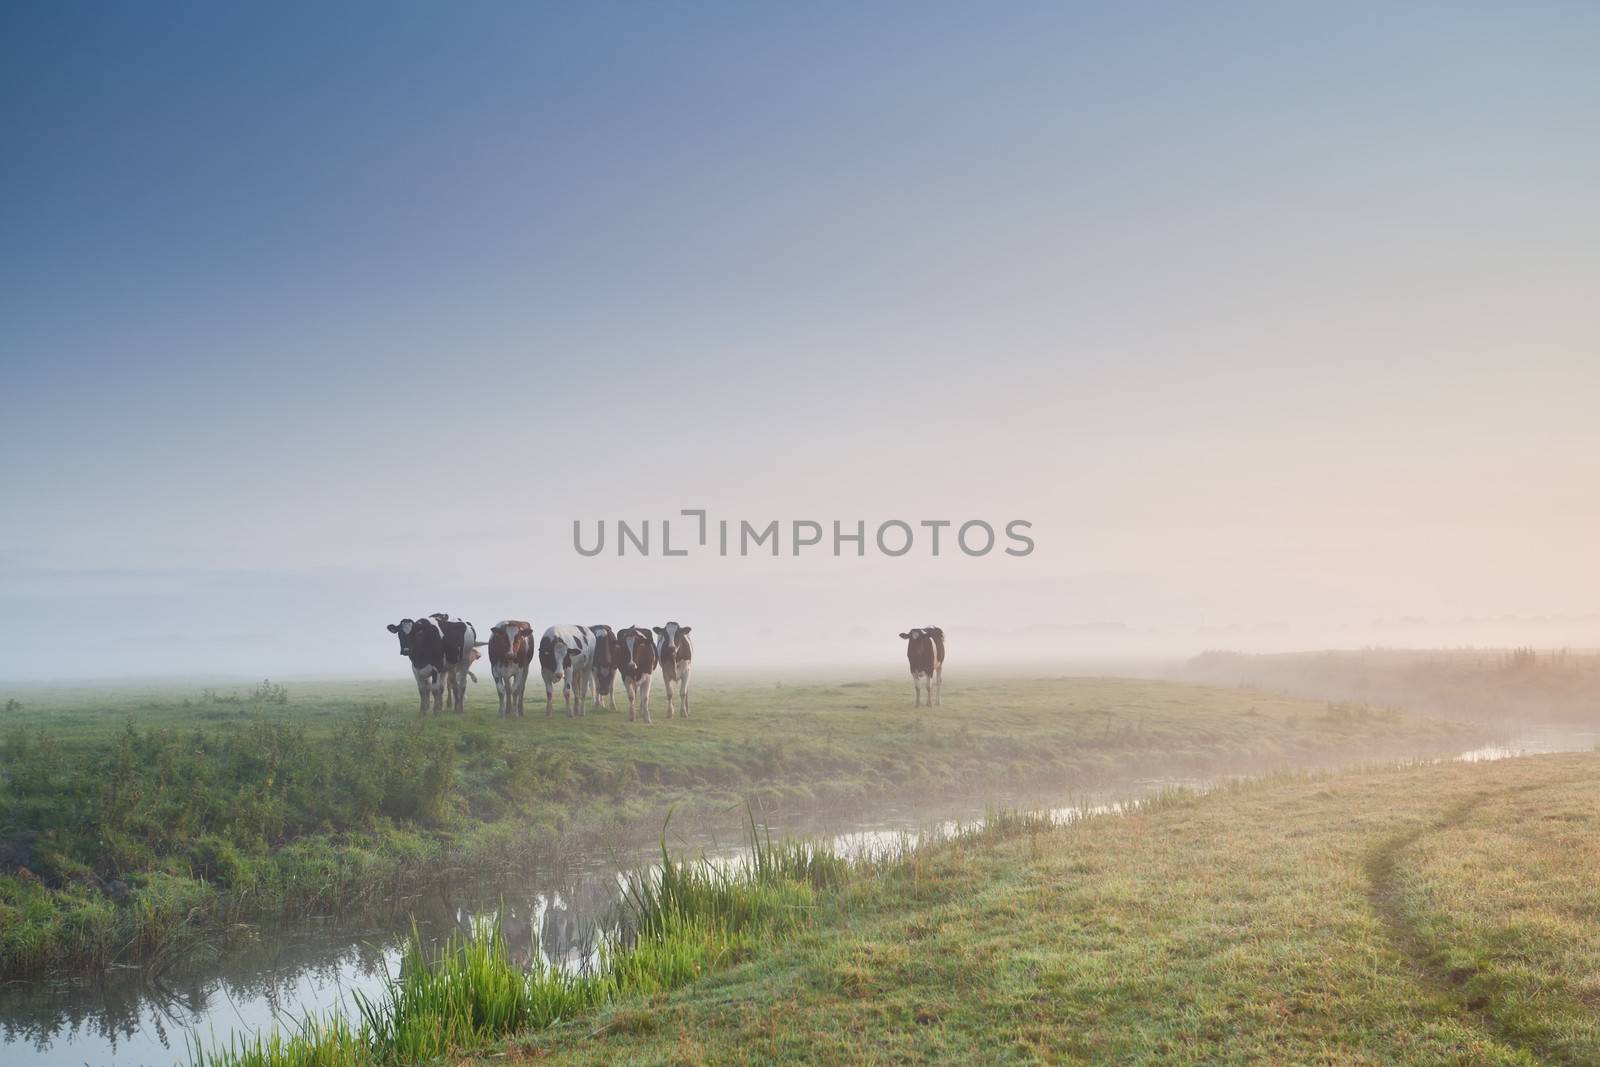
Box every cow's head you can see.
[899,628,928,642]
[538,635,565,681]
[617,625,655,671]
[493,620,533,646]
[387,618,418,655]
[654,623,691,668]
[589,625,617,667]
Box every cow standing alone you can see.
[616,625,658,723]
[654,622,693,718]
[487,620,534,717]
[899,628,941,707]
[924,625,945,702]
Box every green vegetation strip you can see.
[0,676,1480,978]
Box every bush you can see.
[190,835,248,889]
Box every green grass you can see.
[186,819,840,1067]
[486,753,1600,1065]
[172,755,1600,1066]
[0,674,1482,978]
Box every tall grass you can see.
[620,806,839,943]
[188,812,848,1067]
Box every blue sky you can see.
[2,3,1598,677]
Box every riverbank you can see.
[0,675,1483,980]
[499,751,1600,1065]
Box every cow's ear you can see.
[653,626,666,635]
[388,624,400,633]
[898,632,910,639]
[678,627,691,636]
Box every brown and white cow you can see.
[898,628,940,707]
[615,625,658,723]
[653,622,693,718]
[487,620,535,717]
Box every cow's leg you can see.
[679,668,690,718]
[431,672,445,715]
[544,673,556,717]
[912,672,922,707]
[516,668,528,717]
[934,665,943,706]
[662,670,674,719]
[640,674,653,724]
[625,676,636,721]
[415,670,430,715]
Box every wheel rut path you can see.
[1364,780,1574,1067]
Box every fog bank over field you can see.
[4,550,1600,680]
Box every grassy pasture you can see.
[0,674,1479,978]
[494,752,1600,1066]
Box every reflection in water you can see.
[0,866,629,1067]
[2,730,1591,1067]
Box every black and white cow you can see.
[539,624,596,718]
[387,616,446,714]
[428,613,478,713]
[898,628,940,707]
[653,622,693,719]
[615,625,658,723]
[589,624,619,713]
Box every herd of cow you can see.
[384,615,947,720]
[385,616,693,722]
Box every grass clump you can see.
[187,814,846,1067]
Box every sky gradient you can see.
[2,3,1598,677]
